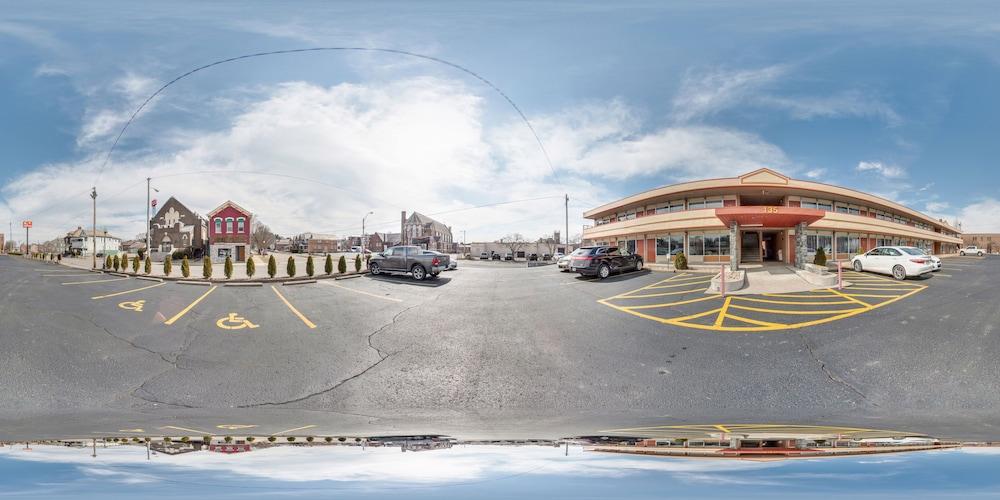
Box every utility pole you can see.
[24,224,28,254]
[90,187,98,269]
[146,177,151,256]
[362,211,374,250]
[92,439,97,458]
[565,194,569,253]
[146,440,151,460]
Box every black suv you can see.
[568,246,643,279]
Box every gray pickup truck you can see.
[368,245,450,280]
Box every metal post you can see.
[720,264,726,296]
[147,440,150,460]
[837,260,843,290]
[362,211,373,251]
[565,194,569,253]
[25,226,28,254]
[92,439,96,458]
[146,177,151,257]
[90,187,98,269]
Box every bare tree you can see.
[251,221,276,253]
[499,233,527,256]
[539,236,558,256]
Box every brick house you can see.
[292,233,339,253]
[403,212,454,252]
[207,200,252,263]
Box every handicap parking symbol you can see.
[216,312,259,330]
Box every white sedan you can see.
[557,254,571,271]
[850,246,935,280]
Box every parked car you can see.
[542,253,551,261]
[350,246,363,253]
[557,254,572,271]
[850,246,934,280]
[959,245,985,256]
[900,246,941,271]
[553,252,564,259]
[504,252,513,261]
[528,253,538,261]
[570,246,643,279]
[368,245,449,280]
[491,252,502,261]
[427,250,458,271]
[479,252,489,260]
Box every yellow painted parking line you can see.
[91,282,166,300]
[655,274,710,284]
[841,292,909,298]
[61,277,131,285]
[713,424,731,433]
[729,303,863,315]
[828,287,872,308]
[272,424,316,435]
[624,294,722,310]
[614,287,709,299]
[766,292,841,298]
[713,297,732,327]
[320,280,404,302]
[164,286,217,325]
[724,313,783,327]
[271,285,317,329]
[847,286,922,291]
[645,279,713,290]
[732,296,855,306]
[160,425,212,435]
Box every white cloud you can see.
[953,198,1000,232]
[672,65,900,126]
[804,168,827,179]
[925,201,950,212]
[76,73,159,148]
[856,161,907,179]
[0,79,796,244]
[4,444,779,485]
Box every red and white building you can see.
[207,200,252,263]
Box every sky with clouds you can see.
[2,0,1000,245]
[3,444,1000,499]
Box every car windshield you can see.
[3,3,998,498]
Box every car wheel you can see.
[369,262,381,275]
[411,264,426,280]
[892,264,906,280]
[979,252,984,256]
[853,260,863,272]
[960,251,965,256]
[635,259,643,271]
[598,263,611,279]
[430,272,440,279]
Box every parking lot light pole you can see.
[90,187,97,269]
[146,178,158,256]
[362,211,374,250]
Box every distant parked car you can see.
[542,253,551,261]
[479,252,489,260]
[368,246,449,280]
[350,246,363,253]
[528,253,538,261]
[570,246,643,279]
[553,252,564,259]
[959,245,985,256]
[504,252,513,261]
[850,246,934,280]
[491,252,502,261]
[557,254,572,271]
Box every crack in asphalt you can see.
[80,314,177,367]
[797,331,877,407]
[238,297,428,409]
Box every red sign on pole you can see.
[22,220,32,228]
[151,199,157,208]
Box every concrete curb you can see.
[283,279,317,286]
[178,280,211,286]
[709,270,747,293]
[108,272,130,278]
[334,274,365,280]
[225,282,263,287]
[136,276,163,282]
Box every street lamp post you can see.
[90,187,97,269]
[146,178,159,257]
[362,211,374,250]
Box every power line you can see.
[93,47,557,184]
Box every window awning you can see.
[714,207,826,228]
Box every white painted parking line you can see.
[320,280,404,302]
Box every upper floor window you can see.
[237,217,245,233]
[214,218,222,233]
[225,217,234,233]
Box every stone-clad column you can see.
[795,221,807,269]
[729,221,739,271]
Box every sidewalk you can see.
[59,252,369,280]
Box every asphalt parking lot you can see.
[1,254,998,440]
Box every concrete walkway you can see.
[720,266,852,295]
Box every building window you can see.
[691,232,729,256]
[806,232,833,255]
[817,200,833,211]
[214,218,222,233]
[688,234,704,256]
[655,234,685,263]
[225,218,234,233]
[237,217,245,233]
[836,234,861,255]
[704,197,724,209]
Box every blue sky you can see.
[2,1,1000,244]
[3,444,1000,499]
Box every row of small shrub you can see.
[25,252,61,261]
[103,253,365,279]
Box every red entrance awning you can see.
[714,207,825,228]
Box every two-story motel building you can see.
[582,168,963,269]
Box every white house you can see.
[64,226,122,256]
